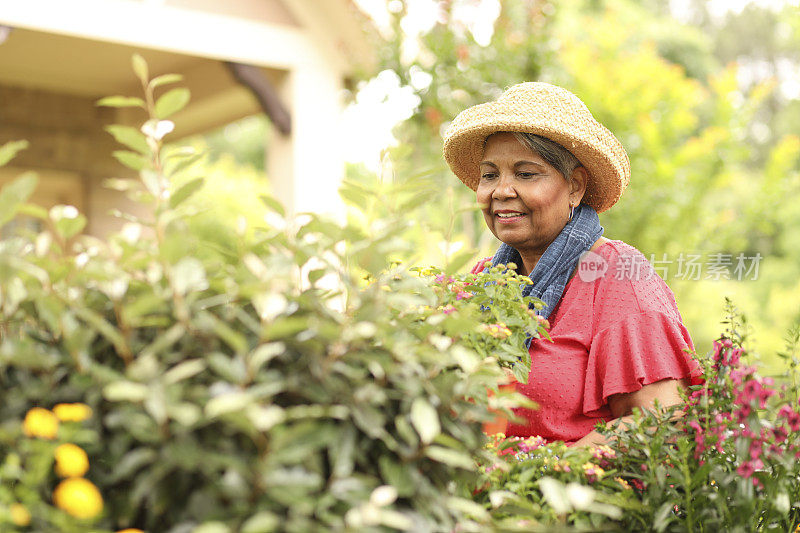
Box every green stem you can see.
[681,452,695,533]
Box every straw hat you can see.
[442,82,630,213]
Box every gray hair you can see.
[511,132,582,181]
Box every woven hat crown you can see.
[442,82,631,213]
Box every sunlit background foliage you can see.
[186,0,800,372]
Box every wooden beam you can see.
[225,62,291,135]
[0,0,314,70]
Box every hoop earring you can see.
[568,203,575,221]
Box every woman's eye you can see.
[480,172,497,180]
[518,172,537,179]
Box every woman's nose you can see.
[491,173,517,199]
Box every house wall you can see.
[0,84,146,237]
[0,0,371,225]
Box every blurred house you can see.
[0,0,373,236]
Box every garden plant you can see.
[0,58,540,532]
[0,58,799,532]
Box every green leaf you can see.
[113,150,147,171]
[248,342,285,373]
[108,448,157,483]
[241,512,279,533]
[424,446,474,469]
[17,203,49,220]
[105,125,150,154]
[208,353,246,382]
[205,391,251,418]
[445,497,490,521]
[73,307,128,357]
[172,257,208,295]
[144,385,168,424]
[49,204,86,239]
[259,195,286,217]
[104,381,150,402]
[149,73,183,89]
[132,53,149,84]
[163,358,206,385]
[170,177,205,209]
[246,405,285,431]
[155,88,191,119]
[0,140,29,167]
[166,152,204,176]
[192,522,230,533]
[96,95,145,108]
[0,173,38,226]
[308,268,326,284]
[653,500,676,531]
[410,398,440,444]
[330,426,356,478]
[538,477,571,515]
[378,455,414,496]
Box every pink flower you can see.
[749,440,763,460]
[517,436,546,453]
[712,339,742,369]
[441,304,456,315]
[731,366,757,386]
[455,291,473,300]
[736,459,763,478]
[778,405,800,432]
[735,404,752,423]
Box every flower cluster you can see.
[590,445,616,468]
[475,309,800,531]
[17,404,105,522]
[685,336,800,485]
[582,462,605,483]
[480,322,513,339]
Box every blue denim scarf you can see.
[490,203,603,346]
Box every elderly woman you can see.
[443,82,701,446]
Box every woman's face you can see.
[477,133,586,268]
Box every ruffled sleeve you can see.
[582,310,702,417]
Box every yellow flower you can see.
[117,529,145,533]
[23,408,59,439]
[10,503,31,526]
[614,476,631,490]
[582,462,605,482]
[54,443,90,478]
[53,478,103,519]
[53,403,93,422]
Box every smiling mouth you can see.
[496,212,524,218]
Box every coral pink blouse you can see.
[483,240,702,445]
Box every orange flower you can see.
[10,503,31,526]
[53,403,93,422]
[53,478,103,519]
[54,443,90,478]
[23,407,59,439]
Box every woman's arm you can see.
[573,378,687,447]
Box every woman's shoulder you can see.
[578,239,682,320]
[592,238,644,261]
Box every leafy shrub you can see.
[0,57,542,532]
[475,302,800,531]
